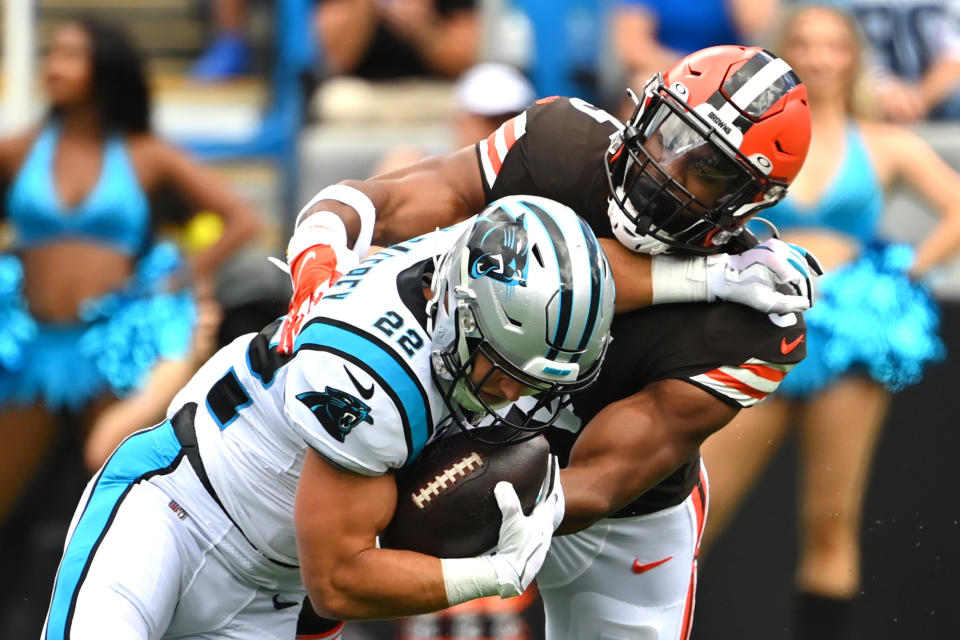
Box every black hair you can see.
[53,16,151,134]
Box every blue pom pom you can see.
[0,255,24,299]
[79,244,197,395]
[0,255,37,371]
[133,242,182,288]
[0,248,196,407]
[779,244,944,397]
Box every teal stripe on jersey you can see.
[46,421,182,640]
[294,319,432,462]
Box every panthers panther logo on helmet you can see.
[467,209,529,286]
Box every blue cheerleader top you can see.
[5,123,150,255]
[761,122,946,396]
[759,122,884,244]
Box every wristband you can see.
[440,557,500,606]
[650,254,709,304]
[287,212,350,267]
[297,185,376,259]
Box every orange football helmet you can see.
[606,45,811,253]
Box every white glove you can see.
[440,455,564,604]
[652,239,823,314]
[708,239,823,313]
[487,455,564,598]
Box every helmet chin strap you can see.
[607,190,673,255]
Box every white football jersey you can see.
[166,222,470,565]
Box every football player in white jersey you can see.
[277,45,821,640]
[42,195,615,640]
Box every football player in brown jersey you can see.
[286,45,819,638]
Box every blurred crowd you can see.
[2,0,960,638]
[187,0,960,124]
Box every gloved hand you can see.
[706,238,823,314]
[276,244,359,355]
[487,455,564,597]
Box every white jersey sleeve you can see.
[283,319,435,476]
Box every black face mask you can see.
[625,170,698,236]
[621,150,720,246]
[607,78,794,248]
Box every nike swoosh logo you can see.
[780,334,805,355]
[344,365,375,400]
[272,594,299,610]
[632,556,673,574]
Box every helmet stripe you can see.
[515,201,574,360]
[730,58,798,117]
[720,50,774,97]
[706,51,799,132]
[739,63,799,118]
[572,217,603,362]
[699,53,799,147]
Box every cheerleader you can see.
[701,6,960,639]
[0,18,259,525]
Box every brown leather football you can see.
[379,428,549,557]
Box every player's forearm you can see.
[298,148,484,248]
[304,548,449,619]
[293,179,409,257]
[557,390,716,535]
[557,407,664,534]
[557,445,683,535]
[555,465,620,534]
[597,238,654,311]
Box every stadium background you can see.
[1,0,958,637]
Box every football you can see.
[379,428,550,557]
